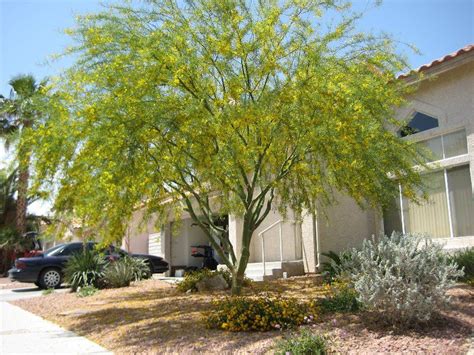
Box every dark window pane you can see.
[60,244,83,256]
[399,112,439,137]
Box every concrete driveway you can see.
[0,287,111,354]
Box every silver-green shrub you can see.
[343,233,463,324]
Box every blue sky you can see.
[0,0,472,95]
[0,0,473,212]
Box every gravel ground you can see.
[0,277,33,290]
[11,277,473,354]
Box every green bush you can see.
[344,233,463,325]
[121,256,152,281]
[204,295,318,331]
[64,248,107,291]
[103,259,135,288]
[320,250,353,284]
[42,288,54,296]
[177,269,251,293]
[319,280,360,313]
[77,285,98,297]
[449,247,474,284]
[275,329,328,355]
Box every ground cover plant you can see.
[275,329,328,355]
[343,233,463,325]
[450,247,474,285]
[318,280,360,313]
[77,285,98,298]
[204,295,318,331]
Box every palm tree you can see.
[0,74,47,235]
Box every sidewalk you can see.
[1,294,111,354]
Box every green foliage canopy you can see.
[32,0,424,291]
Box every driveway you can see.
[0,287,111,354]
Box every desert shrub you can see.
[319,280,360,313]
[77,285,98,297]
[64,248,107,291]
[121,256,152,281]
[103,259,135,288]
[449,247,474,285]
[177,269,251,292]
[320,250,353,283]
[204,295,317,331]
[275,329,328,355]
[345,233,463,324]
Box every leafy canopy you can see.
[32,0,423,248]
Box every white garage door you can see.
[148,233,162,257]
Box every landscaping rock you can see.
[195,275,228,292]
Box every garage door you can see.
[148,233,162,257]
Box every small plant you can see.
[77,285,98,297]
[103,259,135,288]
[320,250,353,283]
[177,269,251,293]
[204,295,317,331]
[319,280,360,313]
[121,256,152,281]
[275,329,328,355]
[64,248,107,291]
[42,288,54,296]
[345,233,463,325]
[449,247,474,285]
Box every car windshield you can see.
[43,244,66,256]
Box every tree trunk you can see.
[15,119,32,238]
[231,270,244,295]
[230,224,253,295]
[16,142,30,236]
[15,160,29,237]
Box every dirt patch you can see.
[0,277,33,290]
[12,277,473,354]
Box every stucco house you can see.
[122,45,474,280]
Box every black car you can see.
[8,242,169,289]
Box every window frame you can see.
[399,111,440,138]
[397,163,472,238]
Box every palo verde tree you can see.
[32,0,425,294]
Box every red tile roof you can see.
[398,44,474,79]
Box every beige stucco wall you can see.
[392,58,474,248]
[122,209,158,254]
[397,59,474,190]
[169,218,209,268]
[247,207,301,263]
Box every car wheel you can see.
[39,268,62,289]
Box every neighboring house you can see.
[123,45,474,280]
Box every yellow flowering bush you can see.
[204,295,318,331]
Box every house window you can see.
[384,165,474,238]
[399,112,439,137]
[416,129,468,162]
